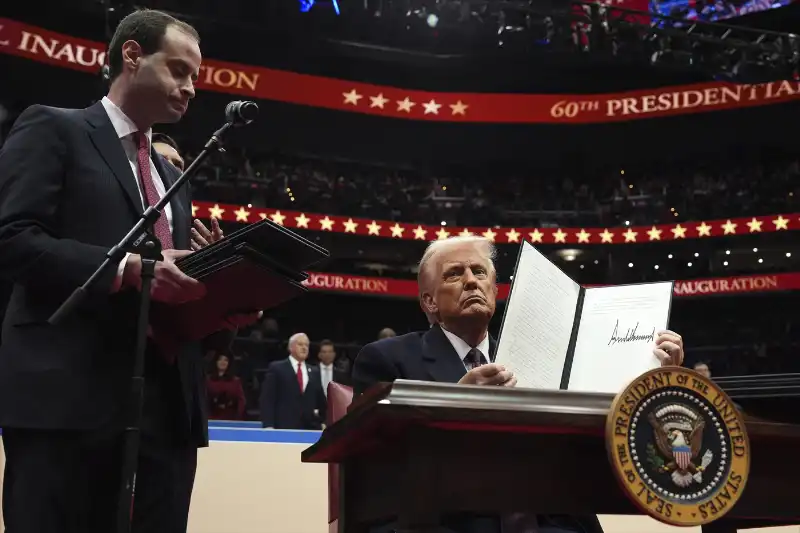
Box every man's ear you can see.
[121,40,144,73]
[420,292,438,316]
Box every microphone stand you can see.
[48,119,235,533]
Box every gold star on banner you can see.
[482,229,496,241]
[343,89,362,105]
[319,216,334,231]
[234,207,250,222]
[259,213,267,220]
[191,204,198,217]
[459,228,473,237]
[270,211,286,226]
[436,228,450,240]
[696,222,712,237]
[553,229,567,243]
[506,228,520,243]
[773,215,789,230]
[647,226,662,241]
[529,229,544,243]
[450,101,468,115]
[600,229,614,243]
[343,218,358,233]
[623,228,638,243]
[208,204,225,219]
[576,229,591,243]
[295,213,310,228]
[746,218,763,232]
[369,93,388,109]
[413,226,427,240]
[721,220,737,235]
[367,221,381,235]
[423,100,441,115]
[671,224,687,239]
[397,97,415,113]
[390,224,404,238]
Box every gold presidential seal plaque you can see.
[606,367,750,526]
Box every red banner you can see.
[303,271,800,299]
[191,201,798,244]
[1,17,799,124]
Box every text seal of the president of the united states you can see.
[606,367,750,526]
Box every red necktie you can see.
[296,363,304,391]
[135,132,173,249]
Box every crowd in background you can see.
[186,147,800,229]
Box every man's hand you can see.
[654,329,684,366]
[123,249,206,304]
[458,363,517,387]
[191,217,224,251]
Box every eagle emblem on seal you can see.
[647,404,715,488]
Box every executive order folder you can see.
[151,218,330,341]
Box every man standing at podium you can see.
[353,236,685,533]
[0,9,253,533]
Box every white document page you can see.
[494,241,581,390]
[566,282,673,393]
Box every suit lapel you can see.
[83,102,143,217]
[489,336,497,363]
[152,152,189,248]
[422,325,468,384]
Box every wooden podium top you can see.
[303,379,800,463]
[303,380,800,532]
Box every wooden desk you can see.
[302,380,800,533]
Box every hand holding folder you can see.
[150,218,329,341]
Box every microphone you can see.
[225,101,258,126]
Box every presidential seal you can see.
[606,367,750,526]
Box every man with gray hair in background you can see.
[259,332,326,429]
[353,236,685,533]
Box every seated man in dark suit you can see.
[353,236,686,533]
[260,332,327,429]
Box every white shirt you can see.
[319,363,334,397]
[288,356,309,392]
[440,326,491,370]
[101,97,174,290]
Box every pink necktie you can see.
[135,132,173,249]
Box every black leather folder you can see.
[152,219,329,341]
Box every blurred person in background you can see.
[317,339,350,396]
[694,361,712,379]
[260,333,326,429]
[378,327,396,339]
[152,132,184,171]
[353,236,685,533]
[206,352,246,420]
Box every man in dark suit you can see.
[260,332,327,429]
[0,9,255,533]
[317,339,351,395]
[353,236,686,533]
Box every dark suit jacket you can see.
[259,358,326,429]
[353,325,603,533]
[0,102,225,447]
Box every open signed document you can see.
[494,241,674,394]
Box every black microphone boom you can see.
[225,100,259,126]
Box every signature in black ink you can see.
[608,319,655,346]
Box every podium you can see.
[301,380,800,533]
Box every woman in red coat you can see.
[206,353,246,420]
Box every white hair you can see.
[417,236,497,323]
[288,332,309,350]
